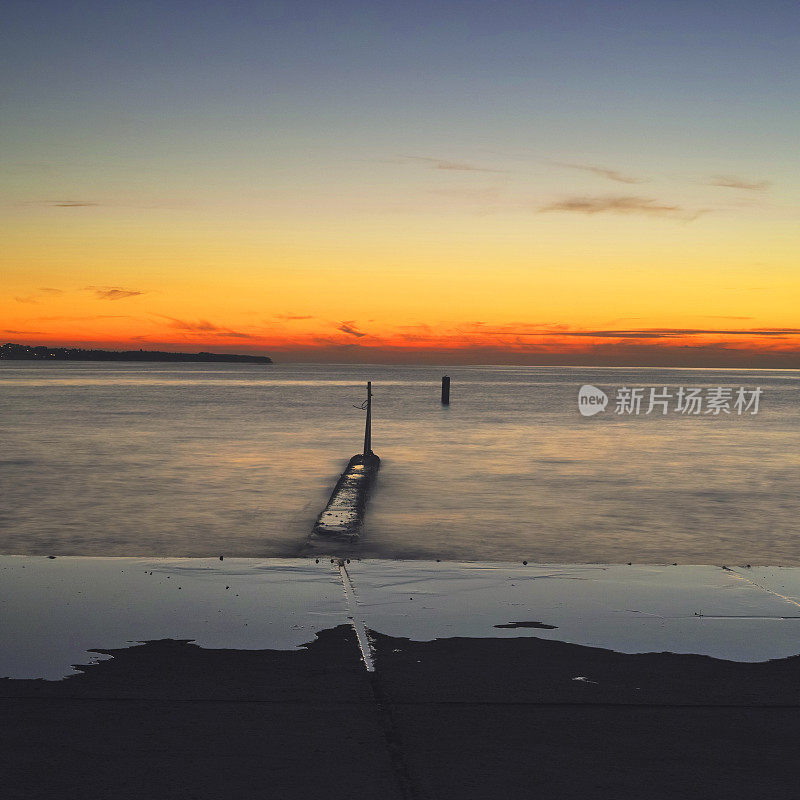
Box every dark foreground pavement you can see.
[3,625,800,800]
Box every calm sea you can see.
[1,362,798,564]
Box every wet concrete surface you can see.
[311,452,380,540]
[6,558,800,679]
[4,557,800,798]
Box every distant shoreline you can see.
[0,343,272,364]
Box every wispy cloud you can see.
[41,200,99,207]
[86,286,145,300]
[155,315,252,339]
[401,156,506,173]
[556,162,647,184]
[160,316,223,332]
[33,315,134,322]
[708,175,771,191]
[14,286,66,304]
[275,314,314,320]
[338,321,366,338]
[479,327,800,339]
[540,195,704,220]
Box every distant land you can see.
[1,343,272,364]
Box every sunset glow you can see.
[3,1,799,366]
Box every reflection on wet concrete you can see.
[5,556,800,679]
[0,556,348,679]
[347,561,800,662]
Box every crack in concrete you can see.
[723,566,800,612]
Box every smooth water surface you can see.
[1,362,798,563]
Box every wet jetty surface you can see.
[4,557,800,799]
[311,452,380,540]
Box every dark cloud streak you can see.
[479,328,800,339]
[337,321,366,338]
[401,156,506,173]
[708,175,771,191]
[556,162,646,184]
[86,286,145,300]
[42,200,99,207]
[540,195,704,220]
[154,315,252,339]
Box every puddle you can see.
[494,621,558,629]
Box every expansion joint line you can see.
[337,560,375,672]
[335,561,423,800]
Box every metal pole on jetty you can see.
[363,381,373,455]
[310,381,380,541]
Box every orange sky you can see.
[3,3,799,367]
[3,200,800,366]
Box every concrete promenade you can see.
[3,557,800,799]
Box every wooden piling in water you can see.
[441,375,450,405]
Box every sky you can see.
[2,0,799,365]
